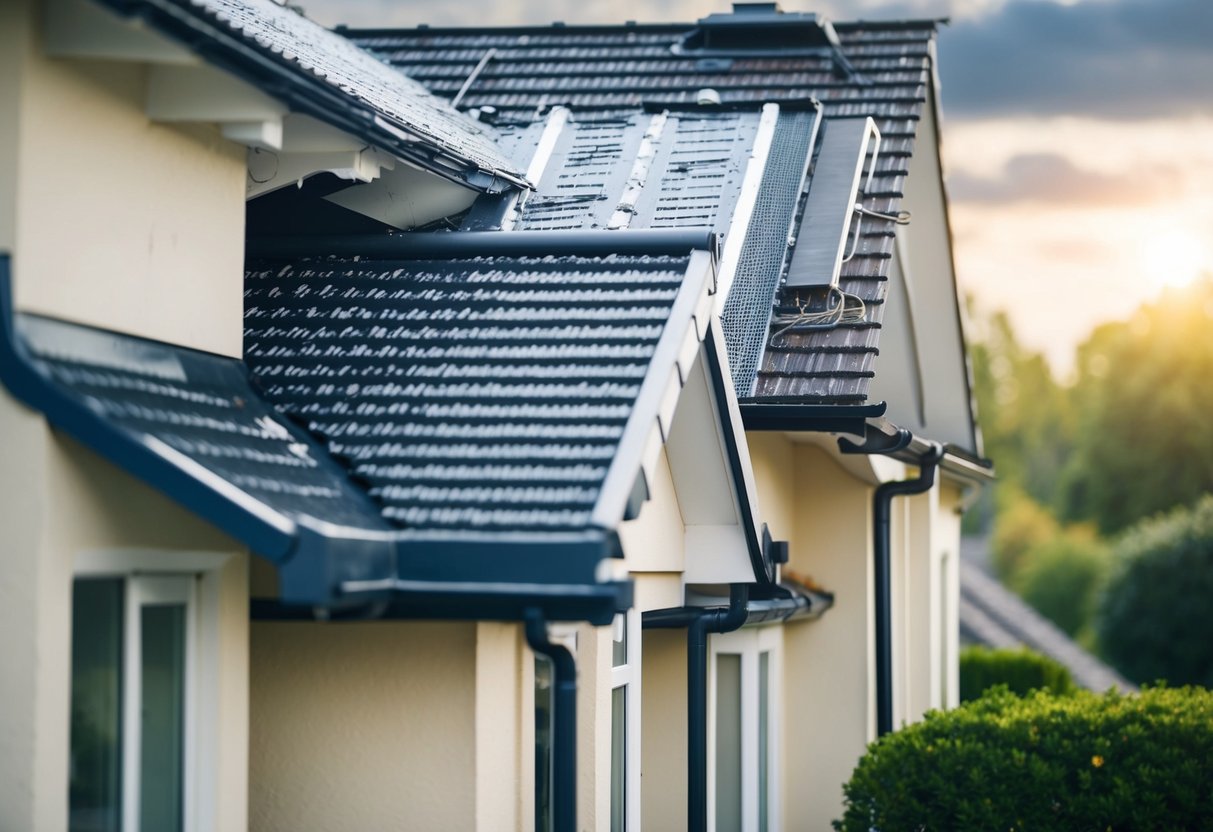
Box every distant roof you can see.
[960,557,1136,693]
[345,11,939,405]
[92,0,526,191]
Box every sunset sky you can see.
[302,0,1213,378]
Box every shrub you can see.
[959,646,1074,703]
[1097,495,1213,686]
[835,686,1213,832]
[1014,527,1108,639]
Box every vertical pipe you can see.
[871,444,943,736]
[688,584,750,832]
[525,608,578,832]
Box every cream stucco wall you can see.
[0,414,248,832]
[640,628,688,831]
[250,620,488,831]
[8,0,246,358]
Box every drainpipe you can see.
[643,583,750,832]
[524,608,578,832]
[872,443,943,736]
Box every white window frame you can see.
[610,609,642,831]
[707,624,782,832]
[74,549,229,832]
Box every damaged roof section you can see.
[349,13,937,406]
[92,0,526,190]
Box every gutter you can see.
[525,608,578,832]
[864,441,943,736]
[643,584,750,832]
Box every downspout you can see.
[525,608,578,832]
[643,583,750,832]
[872,442,943,736]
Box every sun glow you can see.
[1139,228,1212,291]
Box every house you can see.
[0,1,990,831]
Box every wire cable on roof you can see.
[768,286,866,346]
[856,205,911,225]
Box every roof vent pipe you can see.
[697,87,722,106]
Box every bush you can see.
[835,686,1213,832]
[959,646,1074,703]
[1014,527,1108,639]
[1097,495,1213,686]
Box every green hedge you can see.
[835,686,1213,832]
[959,646,1075,702]
[1097,494,1213,686]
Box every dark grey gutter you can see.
[245,228,720,262]
[525,608,578,832]
[867,442,943,736]
[643,584,750,832]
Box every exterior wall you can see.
[249,620,491,831]
[640,628,687,830]
[0,421,248,832]
[9,0,246,358]
[784,442,876,830]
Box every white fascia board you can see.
[714,102,780,312]
[45,0,198,64]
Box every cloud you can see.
[938,0,1213,120]
[947,152,1178,205]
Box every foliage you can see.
[835,686,1213,832]
[990,488,1059,583]
[966,309,1072,532]
[1097,495,1213,686]
[1059,279,1213,534]
[959,646,1075,703]
[1014,525,1109,640]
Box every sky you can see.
[300,0,1213,378]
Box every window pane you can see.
[535,656,554,832]
[140,604,186,832]
[70,579,124,832]
[759,651,770,832]
[715,654,742,832]
[612,614,627,667]
[611,686,626,831]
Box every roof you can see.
[343,11,938,407]
[0,236,734,618]
[242,244,713,535]
[92,0,526,191]
[959,553,1135,693]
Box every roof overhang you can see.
[0,253,629,622]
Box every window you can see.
[610,610,640,831]
[710,626,781,832]
[70,552,224,832]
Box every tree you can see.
[967,308,1072,531]
[1060,278,1213,534]
[1097,494,1213,686]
